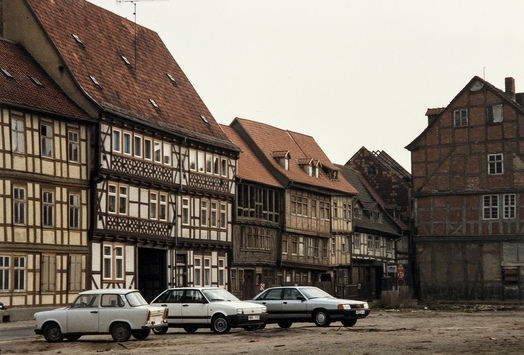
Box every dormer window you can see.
[272,151,290,170]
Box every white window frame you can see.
[41,123,53,158]
[154,141,162,163]
[453,109,468,127]
[11,117,25,153]
[211,202,218,227]
[13,187,26,225]
[0,256,10,290]
[115,246,124,280]
[504,194,516,219]
[144,138,152,161]
[220,203,227,229]
[108,184,117,214]
[204,258,211,286]
[160,194,167,221]
[189,150,197,171]
[197,152,205,173]
[13,256,26,290]
[194,257,202,286]
[213,156,220,175]
[483,195,499,220]
[69,193,80,229]
[134,135,142,158]
[163,143,171,166]
[119,186,128,215]
[68,131,79,162]
[103,245,112,279]
[488,154,504,175]
[123,132,132,155]
[206,154,212,174]
[42,191,54,227]
[218,259,225,287]
[150,192,158,219]
[221,158,227,177]
[112,129,121,153]
[182,198,190,225]
[201,200,208,226]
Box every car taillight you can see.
[164,307,169,318]
[147,310,151,322]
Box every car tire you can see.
[65,334,81,341]
[43,323,64,342]
[131,329,151,340]
[341,319,357,327]
[211,315,231,334]
[277,321,292,328]
[152,326,168,335]
[313,310,331,327]
[111,322,132,342]
[258,323,266,329]
[184,326,199,333]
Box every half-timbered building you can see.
[0,39,93,314]
[2,0,239,302]
[227,118,357,297]
[407,76,524,301]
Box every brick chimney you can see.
[505,77,516,100]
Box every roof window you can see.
[149,99,160,110]
[1,68,13,79]
[200,115,209,125]
[72,34,84,48]
[29,76,43,87]
[89,75,101,88]
[121,56,131,66]
[166,73,178,86]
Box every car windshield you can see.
[126,291,148,307]
[299,287,335,299]
[202,288,239,302]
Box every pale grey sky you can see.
[91,0,524,171]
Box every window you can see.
[13,256,25,290]
[134,135,142,158]
[198,152,205,173]
[119,186,128,215]
[201,200,208,226]
[0,256,10,290]
[221,158,227,177]
[504,194,516,219]
[213,156,220,175]
[298,236,305,256]
[11,117,25,153]
[115,246,124,279]
[108,185,117,213]
[112,129,121,153]
[354,207,362,219]
[218,259,225,286]
[453,109,468,127]
[367,166,377,176]
[220,203,227,229]
[150,192,158,219]
[307,238,314,257]
[103,245,124,280]
[41,123,53,157]
[163,143,171,165]
[189,150,197,171]
[13,187,26,225]
[333,202,338,219]
[123,132,131,155]
[488,154,503,175]
[341,237,346,254]
[282,235,288,254]
[354,234,361,249]
[194,258,202,286]
[160,195,167,221]
[331,238,336,254]
[291,236,298,255]
[42,191,54,227]
[68,131,79,162]
[182,198,189,225]
[367,236,373,249]
[206,154,212,174]
[319,201,330,220]
[69,194,80,228]
[154,141,161,163]
[487,104,503,123]
[204,258,211,286]
[144,139,152,160]
[323,239,328,258]
[103,246,112,279]
[41,255,56,292]
[211,202,218,227]
[69,255,82,291]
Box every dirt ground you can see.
[1,307,523,354]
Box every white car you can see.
[34,289,168,342]
[150,287,268,334]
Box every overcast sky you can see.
[90,0,524,171]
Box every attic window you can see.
[29,76,43,87]
[166,73,178,86]
[149,99,160,110]
[89,75,101,87]
[200,115,209,125]
[72,34,84,47]
[121,56,131,66]
[272,151,290,170]
[1,68,13,79]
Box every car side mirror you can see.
[298,296,305,301]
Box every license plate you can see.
[248,315,260,321]
[356,310,365,315]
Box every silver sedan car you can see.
[251,286,370,328]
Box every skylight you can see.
[200,115,209,124]
[166,73,177,86]
[149,99,160,110]
[29,76,43,87]
[121,56,131,66]
[1,68,13,79]
[72,34,84,47]
[89,75,101,87]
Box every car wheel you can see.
[43,322,64,342]
[184,326,199,333]
[341,319,357,327]
[277,321,292,328]
[243,325,258,331]
[65,334,81,341]
[131,329,151,340]
[314,310,331,327]
[258,323,266,329]
[111,322,132,342]
[211,315,231,334]
[152,326,168,335]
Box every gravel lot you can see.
[1,307,523,354]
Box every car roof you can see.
[165,287,227,291]
[79,289,139,295]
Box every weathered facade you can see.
[1,0,239,304]
[224,118,358,299]
[407,76,524,301]
[0,39,93,310]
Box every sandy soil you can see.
[1,308,523,354]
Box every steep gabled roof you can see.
[0,39,90,120]
[406,76,524,151]
[231,117,357,195]
[220,124,282,188]
[25,0,236,150]
[372,150,411,180]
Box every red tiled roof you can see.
[231,118,357,194]
[425,107,445,116]
[25,0,236,150]
[220,125,282,188]
[0,39,90,120]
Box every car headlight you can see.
[236,308,243,315]
[338,304,351,310]
[363,303,369,309]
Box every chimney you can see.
[505,77,516,100]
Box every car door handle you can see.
[262,302,266,305]
[161,304,168,307]
[283,302,288,304]
[90,311,98,314]
[182,304,189,307]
